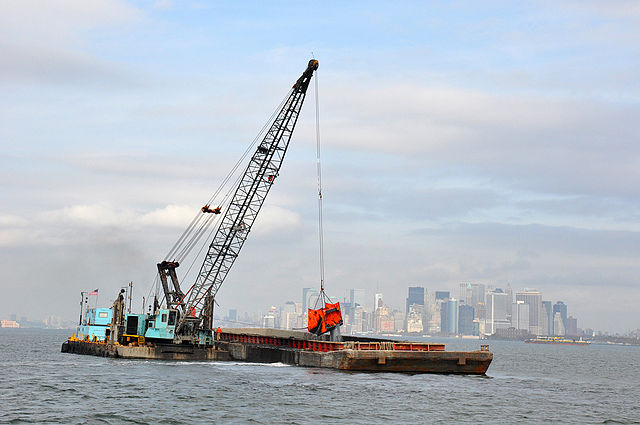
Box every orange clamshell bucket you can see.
[308,302,343,335]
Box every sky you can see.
[1,1,639,333]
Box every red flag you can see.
[89,289,99,296]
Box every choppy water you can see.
[1,329,639,424]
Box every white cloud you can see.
[0,214,28,227]
[0,0,144,86]
[252,205,302,236]
[140,204,196,228]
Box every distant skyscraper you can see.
[406,286,425,313]
[513,301,530,332]
[228,309,237,321]
[516,290,544,335]
[440,298,458,335]
[459,283,486,319]
[566,316,578,336]
[424,291,442,334]
[553,301,568,333]
[374,293,384,312]
[350,288,366,309]
[487,289,510,334]
[435,291,450,300]
[553,312,565,336]
[505,283,513,323]
[458,304,475,335]
[407,304,424,333]
[542,301,553,335]
[302,288,313,312]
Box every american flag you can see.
[88,289,99,296]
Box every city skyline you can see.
[0,280,628,335]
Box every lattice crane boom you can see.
[175,59,319,334]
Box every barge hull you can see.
[62,336,492,375]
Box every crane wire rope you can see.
[164,90,292,262]
[163,88,296,302]
[147,90,293,311]
[314,66,326,295]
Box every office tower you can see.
[487,288,511,335]
[228,309,237,321]
[302,288,313,311]
[459,283,486,319]
[553,312,565,336]
[349,288,366,309]
[553,301,568,333]
[374,293,384,312]
[435,291,450,300]
[424,291,442,334]
[566,316,578,336]
[407,304,424,333]
[542,301,553,335]
[440,298,459,335]
[282,301,299,330]
[505,283,513,323]
[458,304,475,335]
[513,300,530,331]
[406,286,425,313]
[516,290,544,335]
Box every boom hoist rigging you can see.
[155,59,335,342]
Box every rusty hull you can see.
[62,329,493,374]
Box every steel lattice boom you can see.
[176,59,319,334]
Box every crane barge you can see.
[62,60,493,374]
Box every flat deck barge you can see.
[62,328,492,374]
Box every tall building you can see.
[406,286,425,313]
[440,298,458,335]
[542,301,553,335]
[227,309,237,322]
[512,300,530,332]
[302,288,314,312]
[407,304,424,333]
[374,305,394,333]
[516,290,544,335]
[553,312,565,336]
[374,293,384,312]
[505,283,513,324]
[281,301,301,330]
[459,283,486,320]
[458,304,475,335]
[349,288,366,309]
[566,316,578,336]
[435,291,450,300]
[424,291,442,334]
[553,301,568,333]
[303,288,319,326]
[487,289,510,334]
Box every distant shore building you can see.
[1,320,20,328]
[516,290,544,335]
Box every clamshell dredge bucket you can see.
[308,301,343,335]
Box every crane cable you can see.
[314,66,325,293]
[173,91,292,266]
[163,90,293,263]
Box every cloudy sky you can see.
[1,1,639,333]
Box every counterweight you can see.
[176,59,319,333]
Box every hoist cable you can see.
[314,67,325,293]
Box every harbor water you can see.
[1,329,639,424]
